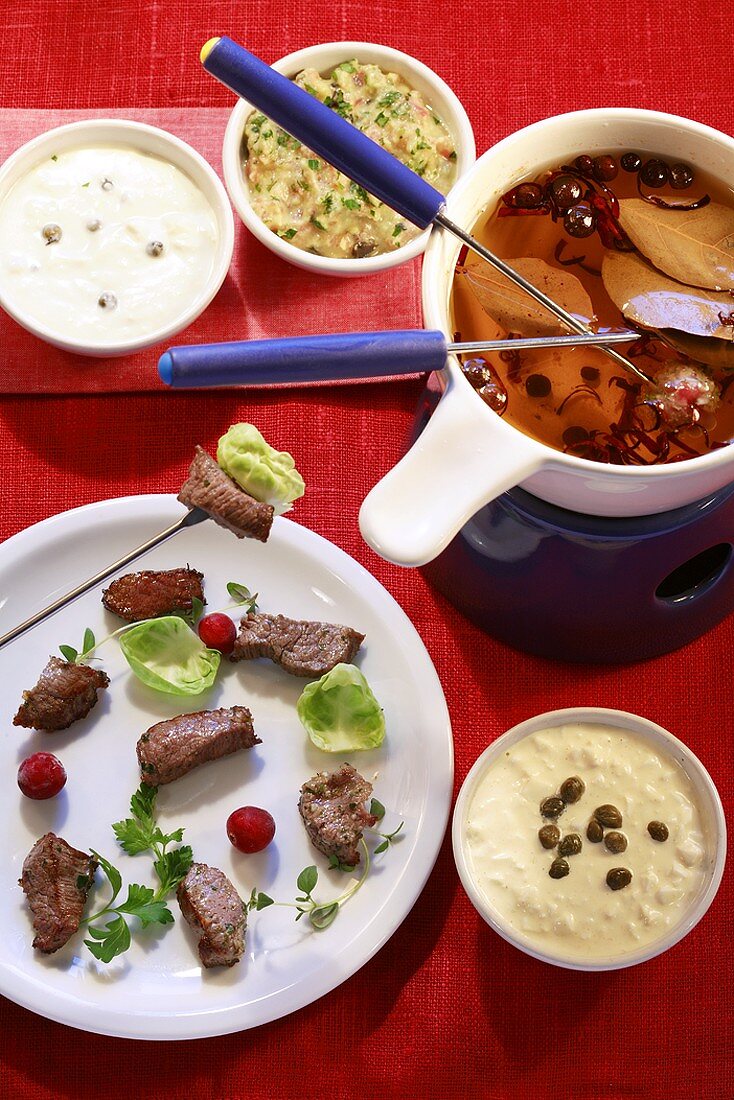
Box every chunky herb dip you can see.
[243,60,458,259]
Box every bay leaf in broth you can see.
[617,199,734,291]
[601,251,734,340]
[459,257,595,337]
[658,329,734,372]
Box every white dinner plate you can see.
[0,494,453,1040]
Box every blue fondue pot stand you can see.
[411,384,734,664]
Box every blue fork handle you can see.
[201,37,446,229]
[158,330,448,387]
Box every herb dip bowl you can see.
[0,119,235,357]
[222,41,476,277]
[453,707,726,971]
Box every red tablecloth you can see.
[1,3,732,1098]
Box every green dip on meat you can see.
[243,60,458,260]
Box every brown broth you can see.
[450,156,734,464]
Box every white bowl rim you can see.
[222,40,476,276]
[0,118,235,356]
[452,705,727,971]
[423,105,734,481]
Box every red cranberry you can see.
[18,753,67,800]
[669,163,694,189]
[550,175,583,212]
[564,203,596,238]
[640,159,669,188]
[226,806,276,853]
[621,152,642,173]
[197,613,237,654]
[574,155,594,175]
[593,155,618,181]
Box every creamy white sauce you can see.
[465,722,711,962]
[0,146,219,346]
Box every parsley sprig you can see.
[112,783,193,894]
[81,785,192,963]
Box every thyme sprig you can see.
[247,810,406,932]
[247,842,371,931]
[369,798,406,854]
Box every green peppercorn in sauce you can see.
[463,722,711,963]
[243,61,457,259]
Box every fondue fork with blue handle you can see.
[199,36,652,386]
[158,330,636,388]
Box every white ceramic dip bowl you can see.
[222,41,475,276]
[452,707,726,970]
[0,119,235,357]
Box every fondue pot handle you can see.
[359,373,545,567]
[200,36,446,228]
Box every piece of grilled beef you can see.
[231,612,364,677]
[177,862,247,968]
[102,567,204,622]
[13,657,110,732]
[137,705,260,786]
[298,764,378,867]
[20,833,97,953]
[178,446,274,542]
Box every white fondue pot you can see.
[359,108,734,567]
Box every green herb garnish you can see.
[392,223,406,238]
[226,581,258,610]
[59,627,96,664]
[113,783,193,895]
[307,158,320,171]
[378,90,401,108]
[310,216,326,231]
[82,785,192,963]
[279,227,297,240]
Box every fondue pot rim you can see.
[424,106,734,482]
